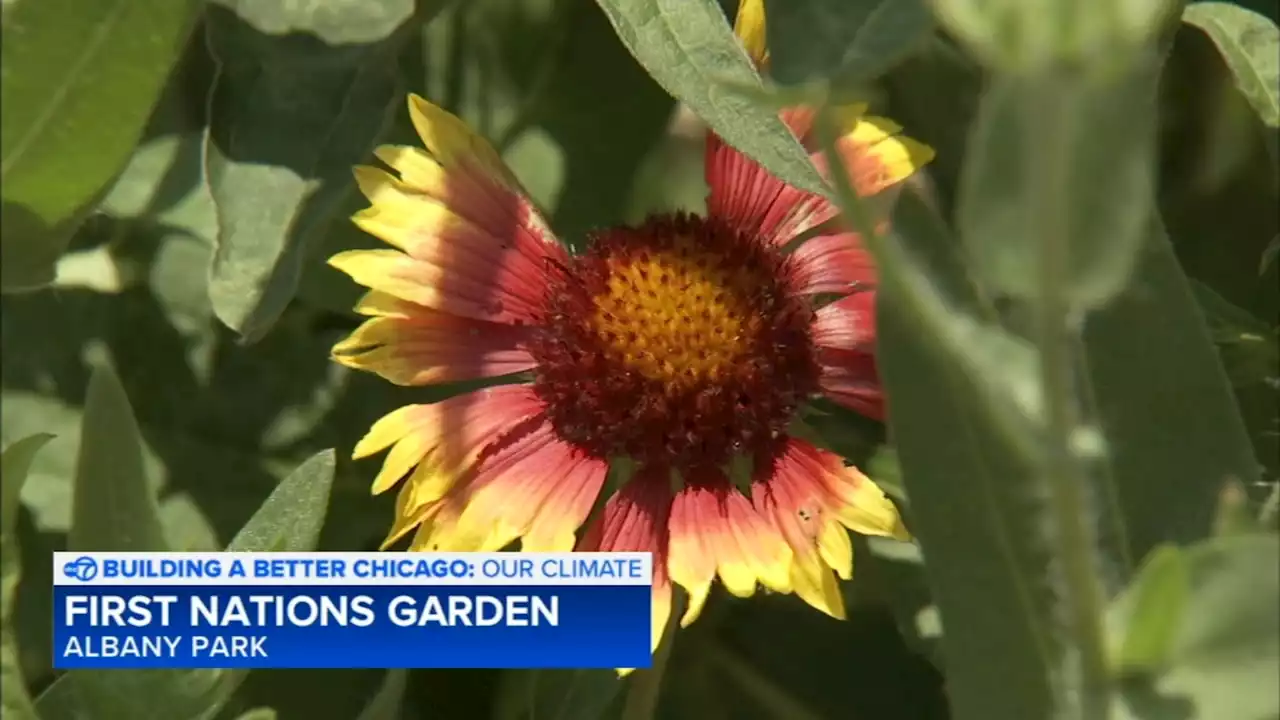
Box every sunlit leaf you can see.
[1109,545,1189,671]
[227,449,336,553]
[1,434,55,720]
[117,450,339,719]
[202,0,429,341]
[0,0,201,292]
[66,363,232,720]
[69,362,167,553]
[592,0,827,197]
[1113,534,1279,720]
[1184,2,1280,127]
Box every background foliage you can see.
[2,0,1278,718]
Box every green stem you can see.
[1025,77,1112,720]
[619,591,681,720]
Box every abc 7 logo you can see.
[63,557,99,582]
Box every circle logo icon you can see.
[63,556,98,582]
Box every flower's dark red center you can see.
[527,213,819,470]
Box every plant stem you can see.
[1026,75,1113,720]
[620,592,681,720]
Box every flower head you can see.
[330,0,933,667]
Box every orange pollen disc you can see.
[591,234,764,387]
[527,212,819,470]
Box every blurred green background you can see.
[2,0,1277,718]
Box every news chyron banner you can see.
[53,552,652,669]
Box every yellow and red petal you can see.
[818,461,909,542]
[358,150,561,269]
[751,442,848,618]
[815,347,884,421]
[812,291,876,350]
[666,468,793,626]
[401,94,560,253]
[733,0,769,69]
[705,108,932,250]
[787,232,877,296]
[331,296,535,386]
[751,438,906,619]
[714,1,933,250]
[445,419,609,553]
[809,289,884,420]
[331,96,566,327]
[328,246,544,326]
[578,467,674,662]
[350,163,560,271]
[704,129,834,249]
[813,111,936,200]
[405,498,501,553]
[352,384,547,497]
[811,290,882,422]
[405,95,513,181]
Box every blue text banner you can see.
[52,552,653,670]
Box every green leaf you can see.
[31,676,83,720]
[70,362,168,553]
[956,59,1162,309]
[1084,216,1263,559]
[864,197,1261,720]
[592,0,827,197]
[0,238,389,549]
[493,669,624,720]
[1184,2,1280,127]
[234,709,278,720]
[1261,234,1280,275]
[763,0,934,88]
[1,434,55,720]
[227,449,336,553]
[202,0,424,342]
[355,669,408,720]
[1113,534,1279,720]
[0,0,201,292]
[1110,545,1190,671]
[815,92,1063,713]
[65,363,241,720]
[128,450,338,720]
[870,193,1058,720]
[1190,280,1279,389]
